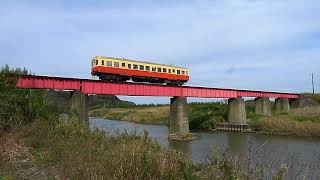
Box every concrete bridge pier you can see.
[255,97,271,115]
[275,98,290,113]
[228,98,247,123]
[70,90,89,126]
[290,98,301,109]
[169,96,196,141]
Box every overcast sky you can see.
[1,0,319,104]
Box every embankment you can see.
[90,100,320,137]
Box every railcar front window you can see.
[101,60,104,66]
[128,64,132,69]
[95,60,98,65]
[139,65,144,70]
[168,69,171,73]
[133,64,138,70]
[146,66,150,71]
[182,71,185,75]
[163,68,167,73]
[114,62,119,67]
[122,63,126,67]
[177,70,181,74]
[107,61,112,66]
[152,67,156,72]
[157,68,161,72]
[172,69,175,73]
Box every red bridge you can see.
[17,75,301,140]
[17,75,299,98]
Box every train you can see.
[91,56,190,85]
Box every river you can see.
[90,118,320,178]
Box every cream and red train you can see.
[91,56,189,85]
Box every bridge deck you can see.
[16,75,299,99]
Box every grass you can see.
[250,107,320,137]
[303,93,320,104]
[90,106,170,125]
[9,120,196,179]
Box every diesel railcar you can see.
[91,56,189,85]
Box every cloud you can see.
[0,0,319,103]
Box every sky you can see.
[1,0,320,104]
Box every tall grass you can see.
[251,107,320,137]
[17,120,198,179]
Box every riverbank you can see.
[90,106,169,125]
[90,104,320,137]
[251,107,320,137]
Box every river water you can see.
[90,118,320,178]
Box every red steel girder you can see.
[16,75,300,99]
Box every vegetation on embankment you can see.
[90,102,257,130]
[90,106,169,125]
[303,93,320,104]
[250,107,320,137]
[0,65,72,134]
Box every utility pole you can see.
[312,73,315,94]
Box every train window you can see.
[157,67,162,72]
[163,68,167,73]
[177,70,181,74]
[107,61,112,66]
[168,69,171,73]
[152,67,156,72]
[146,66,150,71]
[139,65,144,70]
[95,60,98,65]
[114,62,119,67]
[101,60,104,66]
[133,64,138,70]
[182,70,185,75]
[128,64,132,69]
[172,69,175,73]
[186,71,188,75]
[122,63,126,67]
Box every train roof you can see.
[96,56,189,70]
